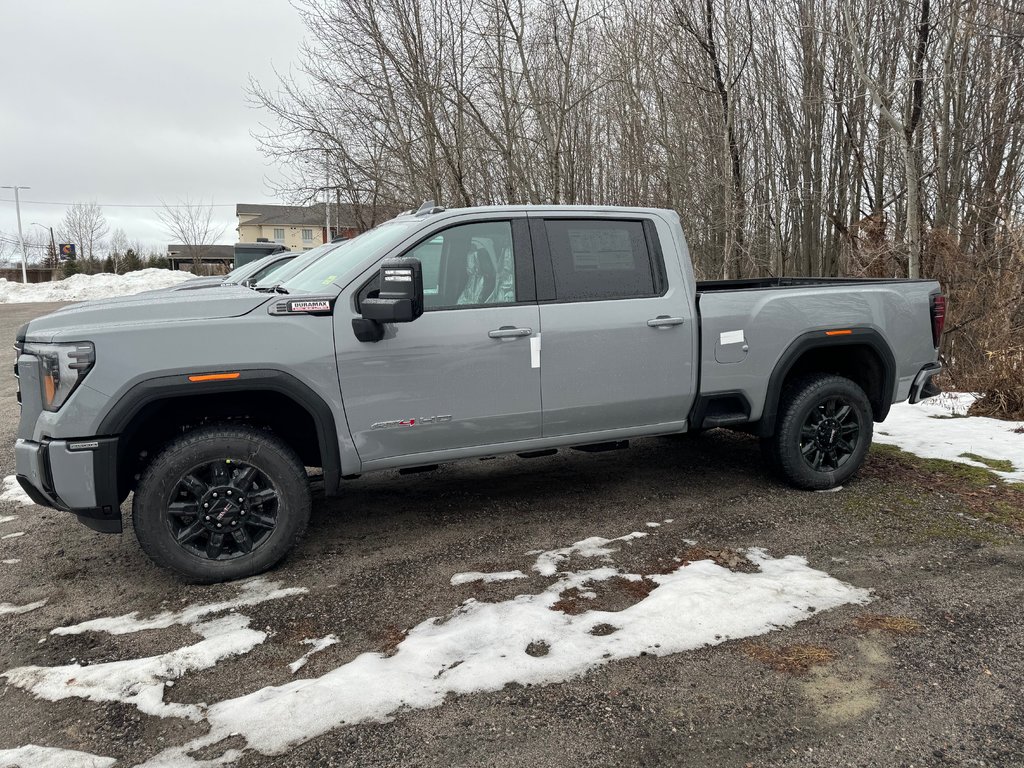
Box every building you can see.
[165,244,235,273]
[236,203,359,251]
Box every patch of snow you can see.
[0,269,194,304]
[3,559,21,564]
[533,532,647,576]
[815,485,843,493]
[2,615,264,720]
[0,744,115,768]
[875,392,1024,483]
[2,532,25,540]
[0,515,19,524]
[0,600,46,616]
[663,518,674,523]
[645,522,661,528]
[52,578,307,636]
[143,532,868,761]
[449,570,527,586]
[289,635,340,674]
[1,477,34,507]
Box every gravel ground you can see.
[1,302,1022,768]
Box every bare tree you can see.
[156,198,226,272]
[108,227,129,274]
[59,202,109,264]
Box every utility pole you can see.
[31,222,58,272]
[1,185,30,283]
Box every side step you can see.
[399,464,439,475]
[571,440,629,453]
[517,449,558,459]
[700,413,748,428]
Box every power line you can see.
[0,199,237,209]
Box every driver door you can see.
[335,216,541,469]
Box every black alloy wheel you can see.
[765,373,874,490]
[798,396,862,472]
[167,459,280,561]
[133,424,311,583]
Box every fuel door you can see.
[714,328,748,364]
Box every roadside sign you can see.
[59,243,76,261]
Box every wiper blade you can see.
[273,285,290,294]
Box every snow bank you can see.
[142,530,868,763]
[52,577,307,636]
[3,578,306,722]
[3,615,265,719]
[0,268,194,303]
[0,600,46,616]
[876,392,1024,483]
[0,745,115,768]
[1,476,34,507]
[450,570,526,586]
[288,635,340,673]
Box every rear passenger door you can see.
[530,214,697,437]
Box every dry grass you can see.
[740,642,837,674]
[550,577,657,615]
[852,614,924,634]
[379,625,408,656]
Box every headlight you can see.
[23,342,95,412]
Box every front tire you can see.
[766,374,873,490]
[132,424,311,583]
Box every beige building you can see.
[236,203,359,252]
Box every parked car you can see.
[14,204,944,582]
[163,250,299,292]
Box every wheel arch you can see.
[98,368,342,499]
[758,328,896,437]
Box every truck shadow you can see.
[306,429,769,537]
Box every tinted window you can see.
[405,221,516,310]
[545,219,657,301]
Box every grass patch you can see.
[870,444,999,487]
[740,642,836,674]
[958,452,1015,472]
[852,614,923,634]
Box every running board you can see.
[517,449,558,459]
[571,440,629,453]
[398,464,439,475]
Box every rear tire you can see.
[132,424,311,583]
[765,374,873,490]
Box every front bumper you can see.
[15,437,123,533]
[909,361,943,404]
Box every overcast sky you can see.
[0,0,307,254]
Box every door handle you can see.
[647,316,685,328]
[488,326,533,339]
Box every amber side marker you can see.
[825,329,853,336]
[188,372,241,383]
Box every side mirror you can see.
[353,258,423,341]
[361,257,424,323]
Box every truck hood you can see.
[22,285,270,342]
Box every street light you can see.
[30,222,58,269]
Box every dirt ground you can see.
[1,301,1022,768]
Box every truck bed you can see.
[696,277,933,293]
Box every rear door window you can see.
[543,219,660,301]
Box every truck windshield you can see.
[277,221,418,294]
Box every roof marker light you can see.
[825,329,853,336]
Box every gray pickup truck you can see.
[13,204,945,582]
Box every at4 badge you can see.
[370,415,453,430]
